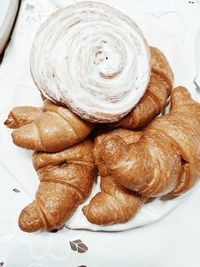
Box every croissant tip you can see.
[18,216,41,233]
[82,205,98,224]
[171,87,193,107]
[4,118,9,126]
[173,86,191,96]
[18,204,43,233]
[4,116,14,128]
[82,200,117,225]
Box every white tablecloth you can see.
[0,0,200,266]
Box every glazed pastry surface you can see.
[5,99,94,152]
[19,139,96,232]
[112,47,173,129]
[83,129,146,225]
[100,87,200,197]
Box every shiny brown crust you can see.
[100,87,200,197]
[83,129,146,225]
[111,47,174,129]
[5,99,94,152]
[4,106,42,128]
[18,139,96,232]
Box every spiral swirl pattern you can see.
[30,1,150,122]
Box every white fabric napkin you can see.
[0,0,200,234]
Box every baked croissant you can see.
[83,129,146,225]
[112,46,174,129]
[30,1,150,123]
[99,87,200,197]
[5,99,94,152]
[19,139,96,232]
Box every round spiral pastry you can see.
[30,1,150,123]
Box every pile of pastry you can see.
[4,2,200,232]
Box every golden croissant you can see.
[19,139,96,232]
[100,87,200,197]
[112,47,173,129]
[5,99,94,152]
[83,129,146,225]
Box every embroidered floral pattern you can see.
[69,240,88,253]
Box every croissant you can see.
[19,139,96,232]
[30,1,150,123]
[112,46,173,129]
[99,87,200,197]
[83,129,146,225]
[5,99,94,152]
